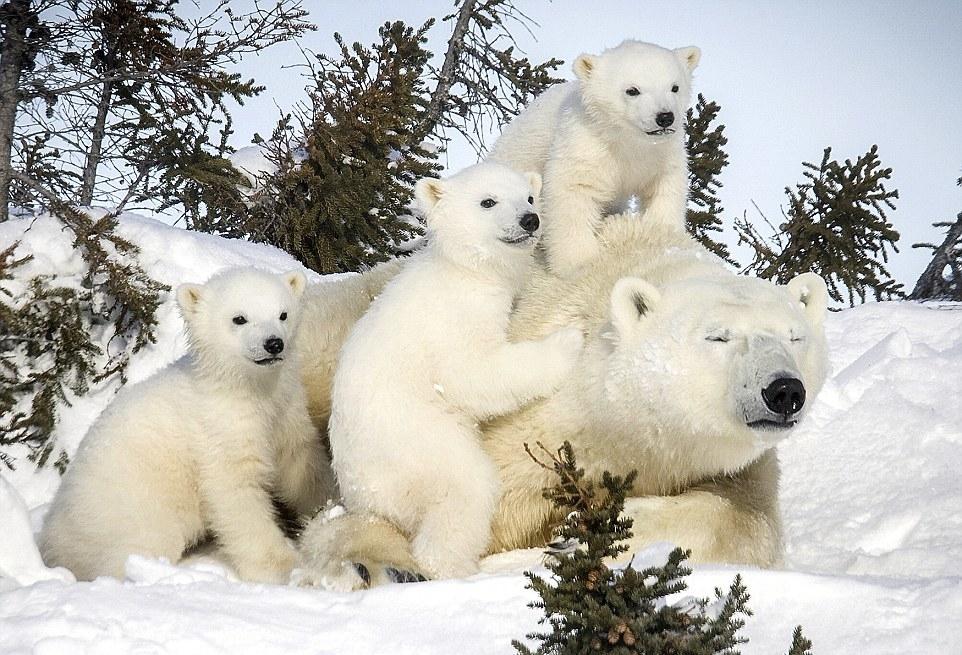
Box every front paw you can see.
[235,542,299,585]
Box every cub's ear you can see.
[415,177,444,215]
[786,272,828,325]
[176,283,204,316]
[610,277,661,338]
[283,270,307,298]
[573,53,598,81]
[674,46,701,73]
[525,172,542,201]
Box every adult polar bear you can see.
[488,40,700,277]
[296,216,829,587]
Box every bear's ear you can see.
[610,277,661,338]
[786,272,828,325]
[283,270,306,298]
[674,46,701,73]
[176,283,204,316]
[525,172,542,201]
[573,54,598,81]
[415,177,444,214]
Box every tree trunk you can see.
[78,79,112,206]
[0,0,32,222]
[419,0,475,139]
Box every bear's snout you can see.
[519,213,540,233]
[761,377,805,416]
[263,337,284,355]
[655,111,675,128]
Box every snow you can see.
[2,213,961,653]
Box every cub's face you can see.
[574,40,700,139]
[415,162,543,272]
[177,268,307,372]
[604,273,828,460]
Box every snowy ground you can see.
[1,214,961,654]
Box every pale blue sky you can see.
[223,0,962,289]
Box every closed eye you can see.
[791,336,806,343]
[706,335,730,343]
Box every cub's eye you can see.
[671,84,679,93]
[480,198,497,208]
[232,315,247,325]
[791,335,806,343]
[625,87,640,96]
[527,196,534,205]
[279,312,288,321]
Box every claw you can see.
[386,567,427,584]
[353,562,371,587]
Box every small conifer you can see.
[686,94,735,264]
[737,145,901,306]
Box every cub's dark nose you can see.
[519,212,540,233]
[655,111,675,128]
[762,377,805,415]
[264,337,284,355]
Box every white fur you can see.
[40,268,335,583]
[488,39,700,276]
[297,215,829,586]
[329,163,583,579]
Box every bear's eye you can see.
[232,315,247,325]
[480,198,497,208]
[791,335,806,343]
[279,312,288,321]
[671,84,679,93]
[527,196,534,205]
[625,87,640,97]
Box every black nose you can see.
[762,377,806,415]
[264,337,284,355]
[519,212,540,233]
[655,111,675,128]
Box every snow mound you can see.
[1,214,961,653]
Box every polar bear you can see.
[40,268,335,583]
[295,214,828,588]
[487,40,700,276]
[328,163,584,581]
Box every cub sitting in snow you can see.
[40,268,335,583]
[328,162,583,580]
[488,39,700,277]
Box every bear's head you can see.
[596,271,828,472]
[177,268,307,376]
[574,40,700,140]
[415,162,543,277]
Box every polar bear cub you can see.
[488,39,700,276]
[40,268,335,583]
[329,162,584,579]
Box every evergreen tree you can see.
[229,21,440,273]
[514,442,754,655]
[736,145,902,306]
[191,1,563,273]
[686,94,734,264]
[909,175,962,301]
[786,626,814,655]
